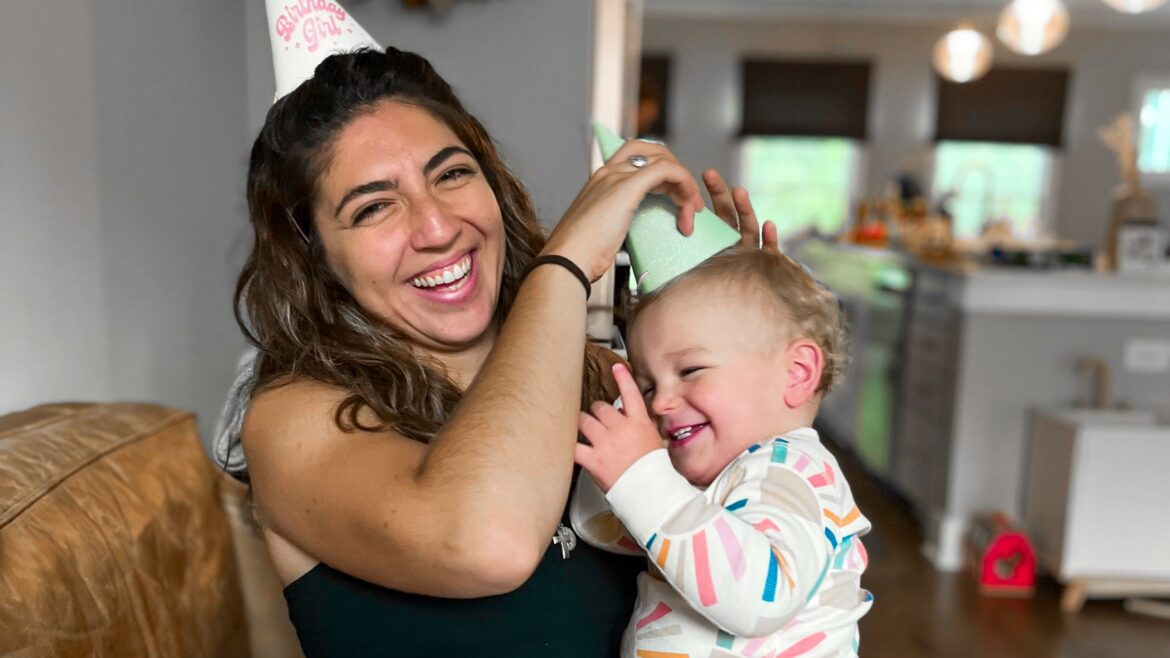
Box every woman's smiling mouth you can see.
[411,252,473,290]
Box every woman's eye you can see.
[352,201,393,226]
[438,166,476,184]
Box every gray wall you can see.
[643,15,1170,249]
[2,0,251,436]
[1,1,111,410]
[92,0,251,436]
[246,0,597,228]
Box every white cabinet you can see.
[1022,409,1170,610]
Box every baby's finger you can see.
[579,411,607,443]
[591,400,626,427]
[761,220,779,249]
[734,187,760,247]
[611,364,648,419]
[573,441,593,468]
[703,169,738,230]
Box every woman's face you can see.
[312,101,506,354]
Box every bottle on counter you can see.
[1106,182,1166,274]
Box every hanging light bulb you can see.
[1102,0,1168,14]
[933,26,994,83]
[997,0,1070,55]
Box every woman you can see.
[232,46,771,656]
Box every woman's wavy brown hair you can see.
[237,47,615,443]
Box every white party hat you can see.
[266,0,382,101]
[593,122,740,293]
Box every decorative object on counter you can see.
[917,215,958,261]
[997,0,1070,55]
[846,187,963,263]
[592,122,740,293]
[980,218,1014,245]
[986,243,1094,269]
[885,195,958,262]
[849,199,891,247]
[1101,0,1168,14]
[966,512,1037,597]
[1098,112,1164,272]
[1116,220,1168,274]
[932,24,994,83]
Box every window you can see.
[932,68,1067,239]
[931,141,1055,239]
[738,59,871,240]
[1135,75,1170,184]
[739,137,863,239]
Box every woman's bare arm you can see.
[245,266,588,597]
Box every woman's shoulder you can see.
[243,377,403,469]
[246,377,349,434]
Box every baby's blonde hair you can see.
[630,246,848,393]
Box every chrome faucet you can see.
[949,160,997,229]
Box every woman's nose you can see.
[409,195,459,250]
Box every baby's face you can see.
[628,282,793,486]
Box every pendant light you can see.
[933,25,994,83]
[1101,0,1168,13]
[997,0,1070,55]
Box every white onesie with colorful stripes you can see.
[570,427,872,658]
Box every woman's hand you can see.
[575,364,664,492]
[542,141,705,282]
[702,169,779,249]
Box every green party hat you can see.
[593,122,740,293]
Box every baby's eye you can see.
[640,384,655,399]
[680,367,704,378]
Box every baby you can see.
[571,245,872,657]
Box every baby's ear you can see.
[782,339,824,408]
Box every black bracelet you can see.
[525,254,591,297]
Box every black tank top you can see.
[283,502,642,656]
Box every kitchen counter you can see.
[792,239,1170,571]
[920,260,1170,319]
[799,240,1170,318]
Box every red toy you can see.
[967,513,1036,597]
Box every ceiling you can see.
[645,0,1170,27]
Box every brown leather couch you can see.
[0,402,303,657]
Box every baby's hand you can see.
[575,364,663,492]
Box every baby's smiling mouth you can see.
[411,253,472,290]
[668,423,708,446]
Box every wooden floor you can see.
[826,438,1170,658]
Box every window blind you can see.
[740,59,872,139]
[934,67,1070,147]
